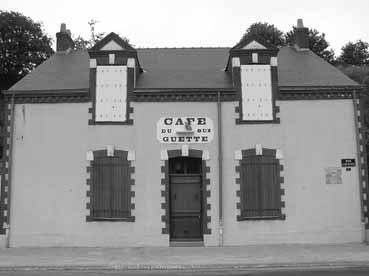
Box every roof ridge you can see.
[137,47,230,50]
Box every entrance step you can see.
[170,240,204,247]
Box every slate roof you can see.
[277,47,357,87]
[8,46,358,92]
[136,48,231,89]
[10,50,89,91]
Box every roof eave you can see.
[3,88,89,96]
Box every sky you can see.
[2,0,369,56]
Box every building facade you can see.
[0,20,368,247]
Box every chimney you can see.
[56,23,75,52]
[295,19,309,50]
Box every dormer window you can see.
[95,66,127,122]
[88,33,141,125]
[241,64,273,121]
[227,36,280,124]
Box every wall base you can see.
[0,235,6,248]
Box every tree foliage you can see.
[285,27,335,63]
[0,10,54,90]
[74,20,131,50]
[363,75,369,92]
[338,64,369,84]
[240,23,335,63]
[239,22,286,47]
[74,20,106,50]
[338,40,369,66]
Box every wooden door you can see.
[169,174,203,240]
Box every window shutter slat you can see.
[260,157,280,217]
[124,162,129,215]
[110,157,129,218]
[107,158,113,217]
[241,157,260,217]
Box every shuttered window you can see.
[240,65,273,121]
[89,151,133,220]
[238,150,284,220]
[95,66,127,122]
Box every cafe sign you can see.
[157,117,214,143]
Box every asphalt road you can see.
[1,268,369,276]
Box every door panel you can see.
[170,174,202,240]
[170,217,202,239]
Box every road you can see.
[0,268,369,276]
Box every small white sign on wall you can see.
[157,117,214,144]
[325,167,342,184]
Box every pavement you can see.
[0,243,369,272]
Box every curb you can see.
[0,262,369,272]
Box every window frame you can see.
[86,149,135,222]
[231,52,281,125]
[236,148,285,221]
[88,56,135,126]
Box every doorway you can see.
[169,157,203,241]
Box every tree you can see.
[239,22,286,47]
[286,27,335,63]
[74,20,106,50]
[74,20,131,50]
[239,22,335,63]
[363,75,369,92]
[0,10,54,90]
[338,64,369,84]
[338,40,369,66]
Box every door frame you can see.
[160,149,211,239]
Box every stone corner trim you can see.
[0,103,12,235]
[356,97,369,229]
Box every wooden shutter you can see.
[240,155,281,219]
[91,155,130,219]
[259,156,281,217]
[95,66,127,122]
[111,156,130,218]
[240,156,260,218]
[241,65,273,121]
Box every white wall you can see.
[0,236,6,248]
[222,100,364,244]
[9,102,219,247]
[7,99,364,247]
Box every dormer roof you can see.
[88,32,142,72]
[225,35,279,71]
[231,34,278,52]
[90,32,136,52]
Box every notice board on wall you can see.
[325,167,342,184]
